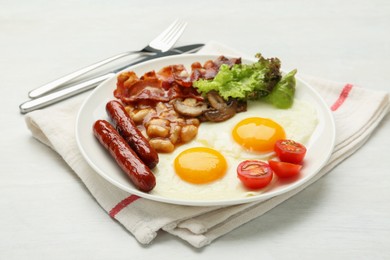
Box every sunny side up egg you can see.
[232,117,286,153]
[150,99,318,201]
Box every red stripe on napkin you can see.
[109,195,140,218]
[331,84,353,111]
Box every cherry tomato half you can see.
[237,160,273,189]
[274,139,307,164]
[268,160,302,178]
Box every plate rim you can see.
[75,53,336,207]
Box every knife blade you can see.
[19,44,204,114]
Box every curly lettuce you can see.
[192,53,297,109]
[193,53,282,100]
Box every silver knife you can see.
[19,44,204,114]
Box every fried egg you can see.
[232,117,286,153]
[151,99,318,201]
[174,147,227,184]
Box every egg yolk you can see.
[232,117,286,153]
[174,147,227,184]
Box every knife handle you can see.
[20,73,114,114]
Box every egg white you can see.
[150,99,318,201]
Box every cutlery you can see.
[19,44,204,114]
[28,19,187,99]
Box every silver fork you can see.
[28,19,187,99]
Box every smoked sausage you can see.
[93,119,156,192]
[106,100,159,169]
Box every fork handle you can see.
[28,51,149,99]
[20,73,115,114]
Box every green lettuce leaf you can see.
[263,69,297,109]
[193,54,282,101]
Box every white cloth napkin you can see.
[25,42,390,248]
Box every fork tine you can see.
[149,19,187,52]
[161,21,187,45]
[154,19,180,40]
[160,20,184,42]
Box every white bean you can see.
[147,125,170,138]
[180,125,198,143]
[149,139,175,153]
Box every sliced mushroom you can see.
[206,90,226,109]
[202,91,239,122]
[203,99,238,122]
[172,98,208,117]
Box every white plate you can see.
[75,54,335,206]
